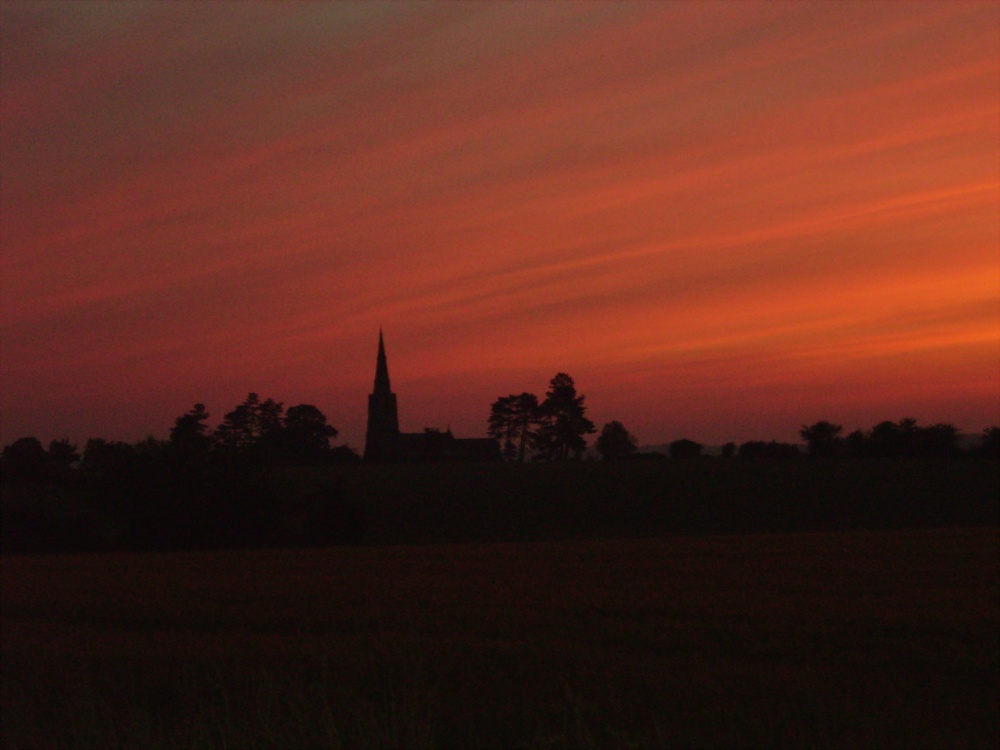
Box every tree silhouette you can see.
[855,418,965,458]
[534,374,595,461]
[981,426,1000,458]
[800,421,843,457]
[1,437,49,481]
[488,396,516,461]
[845,429,868,457]
[282,404,339,463]
[869,420,904,457]
[488,392,539,462]
[867,417,954,457]
[81,438,137,476]
[596,420,638,460]
[917,422,960,457]
[0,436,78,482]
[738,441,800,458]
[48,438,80,473]
[214,393,284,455]
[169,403,212,460]
[669,438,703,459]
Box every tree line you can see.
[0,394,361,553]
[488,374,1000,462]
[797,418,1000,459]
[2,381,997,554]
[653,420,999,461]
[1,393,356,484]
[4,381,999,480]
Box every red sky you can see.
[2,1,998,451]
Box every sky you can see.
[2,1,998,451]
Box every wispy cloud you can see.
[1,1,997,445]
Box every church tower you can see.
[364,329,400,462]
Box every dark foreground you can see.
[3,458,998,553]
[2,527,997,749]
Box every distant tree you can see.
[169,403,212,459]
[134,435,167,461]
[534,374,595,461]
[214,393,284,455]
[488,396,518,461]
[917,422,960,457]
[843,418,967,459]
[800,421,844,457]
[669,438,703,459]
[80,438,137,476]
[488,393,540,462]
[596,421,638,461]
[868,420,903,457]
[980,426,1000,459]
[509,393,541,461]
[1,437,50,481]
[721,442,736,459]
[48,438,80,473]
[868,417,938,457]
[738,441,800,458]
[281,404,338,464]
[738,441,764,458]
[896,417,920,456]
[844,429,868,458]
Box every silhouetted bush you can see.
[800,421,844,457]
[669,439,703,459]
[596,421,639,460]
[738,441,800,458]
[2,438,43,482]
[976,426,1000,459]
[843,418,964,458]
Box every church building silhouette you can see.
[364,330,501,463]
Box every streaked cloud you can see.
[1,1,997,446]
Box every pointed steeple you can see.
[373,327,391,395]
[365,328,400,461]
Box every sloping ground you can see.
[3,527,997,748]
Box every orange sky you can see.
[2,1,998,450]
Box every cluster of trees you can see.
[486,380,1000,462]
[171,395,355,466]
[488,373,596,461]
[486,371,1000,462]
[660,421,1000,461]
[641,421,1000,461]
[799,419,1000,459]
[1,394,360,553]
[1,394,355,484]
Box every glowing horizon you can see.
[1,1,998,450]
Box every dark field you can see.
[3,526,998,749]
[3,457,998,554]
[320,459,999,544]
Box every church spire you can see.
[365,328,400,461]
[373,327,391,395]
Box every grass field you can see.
[2,526,997,748]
